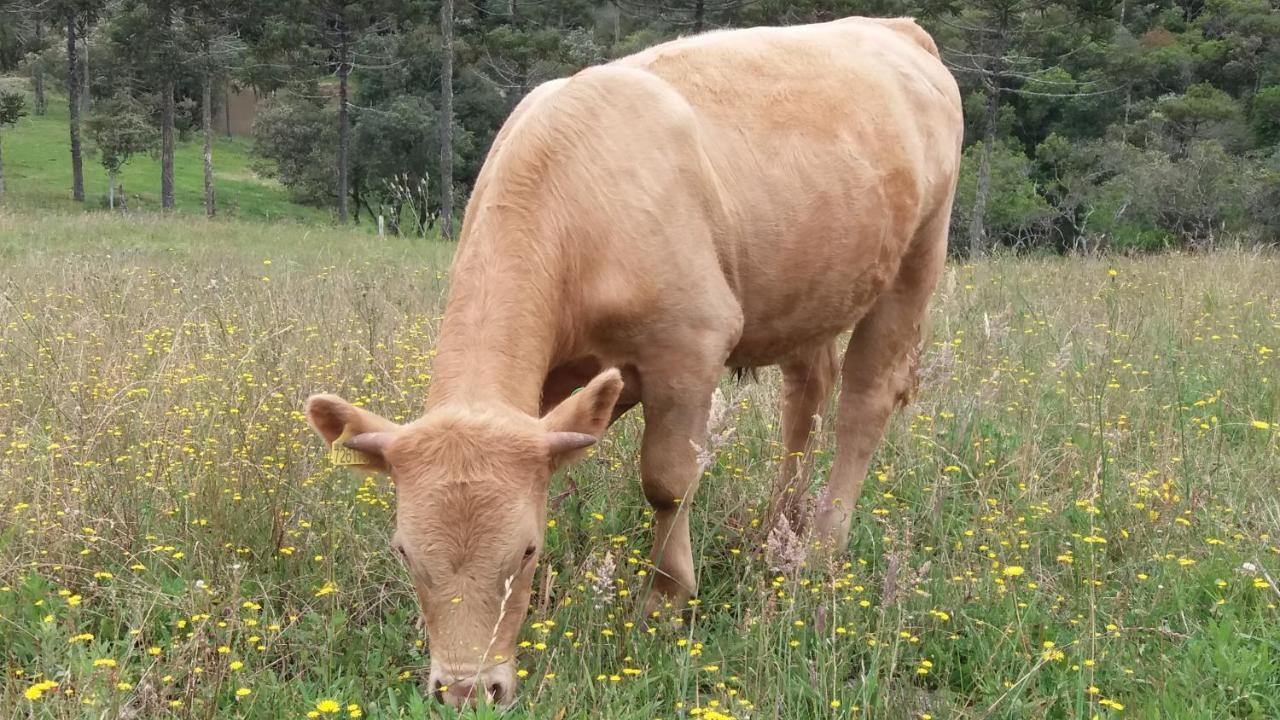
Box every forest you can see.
[1,0,1277,253]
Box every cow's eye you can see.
[523,545,537,561]
[393,543,408,560]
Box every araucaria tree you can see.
[105,0,187,210]
[923,0,1118,255]
[276,0,405,224]
[184,0,248,217]
[53,0,106,202]
[439,0,454,238]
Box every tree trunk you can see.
[969,82,1001,257]
[336,23,350,224]
[203,72,215,217]
[32,20,47,115]
[108,169,115,209]
[694,0,706,32]
[67,10,84,202]
[224,86,233,138]
[439,0,455,240]
[81,26,91,113]
[352,178,362,224]
[509,0,518,21]
[161,75,175,210]
[32,68,46,116]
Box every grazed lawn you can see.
[0,82,330,225]
[1,208,1277,719]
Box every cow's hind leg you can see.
[814,231,945,551]
[768,340,839,529]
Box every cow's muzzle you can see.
[428,661,516,710]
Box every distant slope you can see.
[0,81,332,224]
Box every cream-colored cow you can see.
[306,16,962,708]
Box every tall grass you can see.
[1,209,1277,719]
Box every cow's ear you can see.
[540,369,624,469]
[304,394,400,474]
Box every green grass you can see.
[0,79,331,224]
[0,207,1278,719]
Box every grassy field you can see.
[1,207,1278,719]
[0,80,331,224]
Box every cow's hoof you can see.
[812,509,853,558]
[638,589,694,628]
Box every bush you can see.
[350,95,476,234]
[1243,147,1280,243]
[1251,86,1280,148]
[85,95,157,179]
[252,92,336,207]
[1119,140,1250,247]
[952,140,1054,250]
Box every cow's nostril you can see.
[489,682,503,701]
[428,679,444,705]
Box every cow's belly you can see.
[719,187,906,367]
[725,254,897,367]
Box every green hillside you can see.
[0,81,331,224]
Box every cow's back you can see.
[459,18,962,369]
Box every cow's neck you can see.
[425,224,564,417]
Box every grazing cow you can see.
[305,16,961,709]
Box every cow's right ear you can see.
[304,394,400,474]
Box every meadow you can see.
[1,207,1278,719]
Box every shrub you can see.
[252,91,336,207]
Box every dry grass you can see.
[1,208,1278,719]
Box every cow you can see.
[304,16,962,709]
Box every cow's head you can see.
[303,369,623,709]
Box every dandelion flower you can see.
[24,681,58,701]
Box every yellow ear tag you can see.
[330,426,374,467]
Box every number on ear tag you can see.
[330,425,373,466]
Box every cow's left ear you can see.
[540,369,624,468]
[304,394,401,474]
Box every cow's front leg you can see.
[636,364,723,619]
